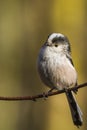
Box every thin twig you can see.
[0,82,87,101]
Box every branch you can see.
[0,82,87,101]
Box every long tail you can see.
[65,90,83,127]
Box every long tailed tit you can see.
[37,33,83,127]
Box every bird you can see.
[37,33,83,127]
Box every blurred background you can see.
[0,0,87,130]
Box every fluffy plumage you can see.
[37,33,83,127]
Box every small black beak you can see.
[45,42,52,47]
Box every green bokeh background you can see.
[0,0,87,130]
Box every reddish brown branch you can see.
[0,82,87,101]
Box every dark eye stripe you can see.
[52,36,65,43]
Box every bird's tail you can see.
[65,90,83,127]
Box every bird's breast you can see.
[38,47,77,90]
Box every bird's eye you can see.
[54,44,58,47]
